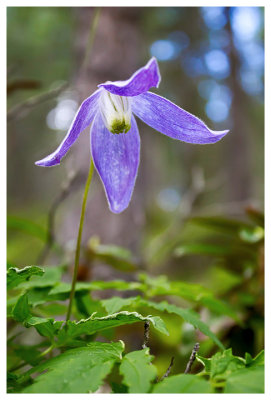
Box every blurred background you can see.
[7,7,264,374]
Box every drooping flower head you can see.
[36,58,229,213]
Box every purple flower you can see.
[36,58,229,213]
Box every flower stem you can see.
[66,158,94,322]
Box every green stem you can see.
[39,344,54,358]
[66,158,94,322]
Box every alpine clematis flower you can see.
[36,58,229,213]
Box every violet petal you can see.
[98,57,160,97]
[91,112,140,213]
[35,89,102,166]
[132,91,229,144]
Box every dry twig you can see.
[142,321,150,349]
[184,342,200,374]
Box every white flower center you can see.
[99,90,132,134]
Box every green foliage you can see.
[87,236,138,271]
[140,299,225,350]
[56,312,168,346]
[152,374,212,393]
[6,210,264,394]
[119,348,157,393]
[197,349,264,393]
[224,366,264,393]
[12,293,31,322]
[7,265,44,290]
[7,216,47,241]
[197,348,246,379]
[21,341,124,393]
[101,296,224,349]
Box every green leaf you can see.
[139,299,225,350]
[7,215,47,241]
[102,296,138,315]
[57,311,168,346]
[224,365,264,393]
[174,243,236,257]
[152,374,212,393]
[97,296,224,350]
[239,226,264,243]
[12,293,31,322]
[35,302,67,317]
[245,350,264,367]
[139,274,239,321]
[22,341,124,393]
[49,280,143,296]
[119,348,157,393]
[197,349,245,380]
[20,265,65,289]
[15,346,41,366]
[25,316,63,339]
[189,216,253,236]
[88,237,138,271]
[75,293,105,318]
[7,266,44,290]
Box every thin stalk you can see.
[66,158,94,322]
[81,8,101,72]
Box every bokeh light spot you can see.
[205,99,229,122]
[231,7,262,42]
[156,188,181,212]
[150,39,179,61]
[204,49,230,79]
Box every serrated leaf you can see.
[120,348,157,393]
[57,311,168,346]
[197,349,245,380]
[20,266,65,289]
[139,299,224,350]
[224,365,264,393]
[12,293,31,322]
[22,341,124,393]
[152,374,212,393]
[7,266,44,290]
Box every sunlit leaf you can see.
[239,226,264,243]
